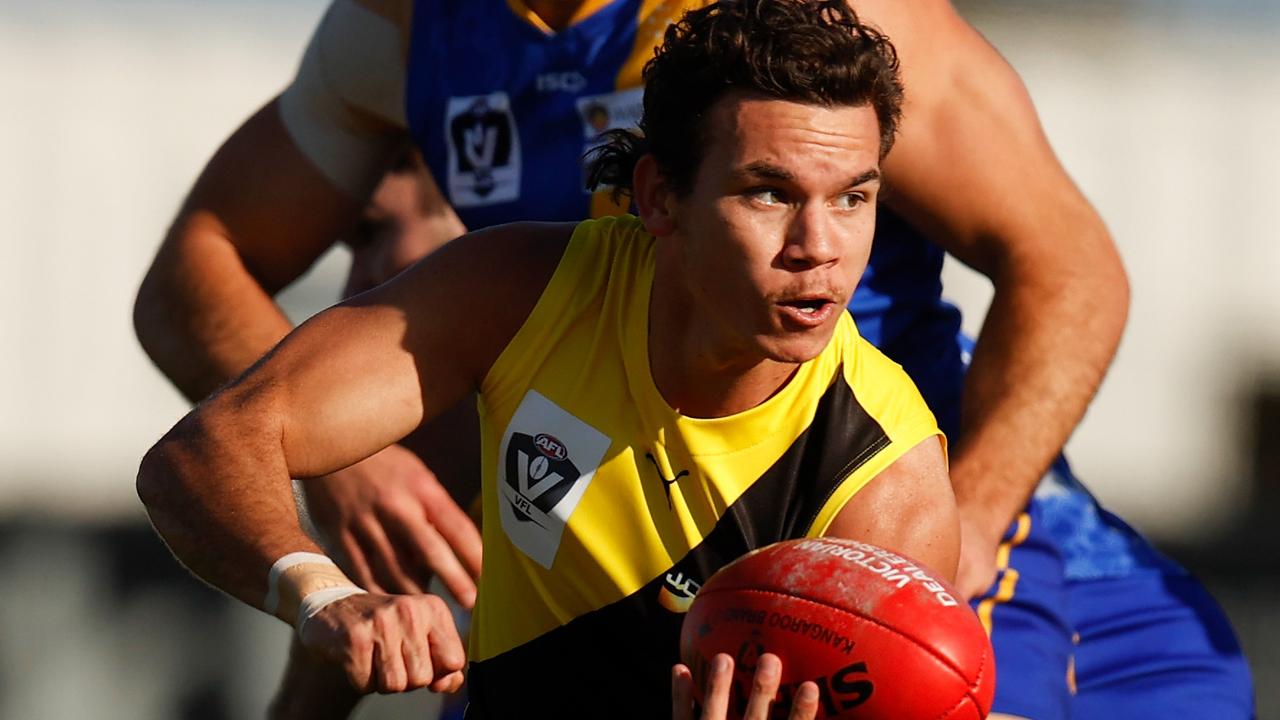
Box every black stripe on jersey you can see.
[466,368,889,719]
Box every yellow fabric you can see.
[583,0,713,218]
[614,0,712,89]
[503,0,621,34]
[805,346,945,536]
[472,215,941,662]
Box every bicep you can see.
[229,296,428,479]
[220,222,569,478]
[825,435,959,581]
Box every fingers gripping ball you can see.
[680,538,995,719]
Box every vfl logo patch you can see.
[504,433,579,526]
[498,391,611,568]
[444,92,521,207]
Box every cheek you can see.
[684,210,770,296]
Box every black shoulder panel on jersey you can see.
[466,368,889,719]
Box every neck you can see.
[523,0,590,31]
[648,252,799,419]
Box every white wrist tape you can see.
[263,551,336,616]
[297,586,368,634]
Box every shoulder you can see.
[402,221,577,313]
[376,221,579,382]
[448,216,651,321]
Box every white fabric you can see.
[278,0,407,197]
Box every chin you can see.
[760,331,835,365]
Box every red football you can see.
[680,538,994,719]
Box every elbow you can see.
[136,411,213,535]
[1088,223,1131,342]
[136,421,197,530]
[136,436,180,537]
[132,269,164,361]
[132,249,179,366]
[136,442,169,520]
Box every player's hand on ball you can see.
[672,653,819,720]
[299,592,466,695]
[304,444,482,605]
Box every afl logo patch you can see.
[533,433,568,461]
[498,391,611,569]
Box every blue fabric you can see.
[974,468,1255,718]
[405,0,642,230]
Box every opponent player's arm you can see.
[825,436,959,582]
[133,0,411,402]
[857,0,1128,586]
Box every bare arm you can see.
[856,0,1128,592]
[826,436,959,582]
[134,100,387,401]
[134,0,413,401]
[136,223,567,608]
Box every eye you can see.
[747,188,786,206]
[834,192,867,210]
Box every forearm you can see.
[950,224,1128,532]
[137,407,324,612]
[135,216,299,403]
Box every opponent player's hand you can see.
[303,444,483,606]
[672,653,819,720]
[299,592,466,695]
[955,509,1004,600]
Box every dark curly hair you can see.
[586,0,903,201]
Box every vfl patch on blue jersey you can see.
[406,0,644,229]
[445,92,521,207]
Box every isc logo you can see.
[533,433,568,460]
[536,71,587,93]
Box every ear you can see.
[632,154,677,237]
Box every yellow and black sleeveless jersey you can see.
[467,216,942,718]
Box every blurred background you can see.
[1,0,1277,717]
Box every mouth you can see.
[776,296,838,328]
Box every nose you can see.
[780,202,840,271]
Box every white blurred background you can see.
[0,0,1277,717]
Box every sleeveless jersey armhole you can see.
[805,333,946,537]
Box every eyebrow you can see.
[740,162,881,188]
